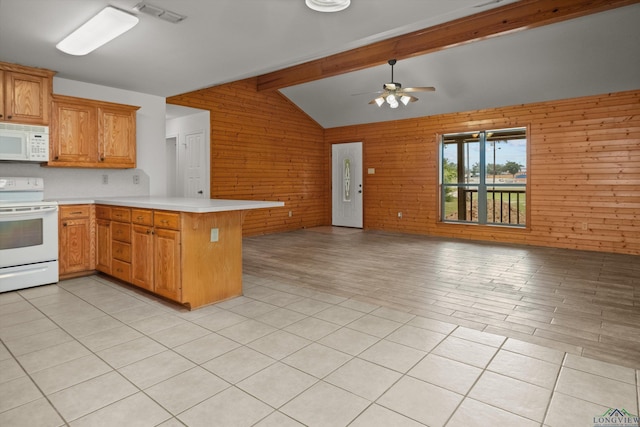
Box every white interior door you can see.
[332,142,363,228]
[183,130,206,198]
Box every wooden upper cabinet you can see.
[50,96,97,163]
[98,105,137,167]
[49,94,139,168]
[0,61,55,125]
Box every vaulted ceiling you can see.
[1,0,638,128]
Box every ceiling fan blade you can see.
[402,86,436,93]
[352,90,383,96]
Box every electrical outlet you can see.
[133,175,140,184]
[288,210,292,217]
[398,212,402,218]
[210,228,219,242]
[102,174,108,185]
[581,222,588,230]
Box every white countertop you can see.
[53,196,284,213]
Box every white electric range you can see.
[0,177,59,292]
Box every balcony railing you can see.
[450,188,526,225]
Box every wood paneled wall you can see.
[167,78,329,236]
[326,90,640,255]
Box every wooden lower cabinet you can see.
[94,205,243,309]
[58,205,95,278]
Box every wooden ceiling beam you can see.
[257,0,638,91]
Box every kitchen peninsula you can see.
[59,197,284,309]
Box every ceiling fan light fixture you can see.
[400,95,411,106]
[386,94,396,104]
[305,0,350,13]
[374,97,385,107]
[56,6,139,55]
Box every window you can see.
[440,127,527,226]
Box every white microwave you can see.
[0,123,49,162]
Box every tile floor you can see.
[1,273,639,426]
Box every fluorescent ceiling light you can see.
[305,0,350,13]
[56,6,139,56]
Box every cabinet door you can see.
[59,217,91,275]
[154,228,181,301]
[50,99,97,164]
[98,106,136,168]
[96,219,111,274]
[131,225,154,291]
[3,71,50,124]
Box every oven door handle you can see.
[0,206,58,216]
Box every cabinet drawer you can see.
[112,241,131,262]
[96,205,111,220]
[154,211,180,230]
[111,259,131,282]
[60,205,90,219]
[132,209,153,226]
[111,222,131,243]
[111,207,131,222]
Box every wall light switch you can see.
[368,168,375,174]
[210,228,219,242]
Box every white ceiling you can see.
[1,0,639,128]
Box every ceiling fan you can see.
[362,59,435,108]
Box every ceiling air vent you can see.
[134,2,186,24]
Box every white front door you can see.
[183,130,206,198]
[332,142,363,228]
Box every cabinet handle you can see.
[6,115,12,119]
[100,157,105,161]
[146,229,151,234]
[62,222,68,226]
[54,156,59,160]
[137,216,144,220]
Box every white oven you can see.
[0,178,58,292]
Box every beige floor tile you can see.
[544,392,611,427]
[555,367,637,410]
[408,353,482,395]
[385,324,447,352]
[563,353,636,384]
[488,349,561,389]
[0,357,26,384]
[228,300,279,318]
[202,346,275,384]
[338,298,380,313]
[0,317,58,340]
[281,381,370,427]
[118,350,195,389]
[318,327,379,356]
[96,336,167,368]
[447,397,540,427]
[57,315,123,338]
[173,332,240,364]
[78,324,143,352]
[377,376,463,427]
[284,297,333,315]
[156,417,189,427]
[0,307,44,328]
[254,307,307,329]
[283,316,341,341]
[371,306,416,323]
[30,354,112,394]
[282,343,353,378]
[238,362,317,408]
[325,357,401,401]
[431,336,499,368]
[3,328,73,356]
[407,315,457,334]
[350,403,425,427]
[17,340,91,373]
[217,319,277,344]
[253,411,305,426]
[128,313,187,335]
[0,397,64,427]
[191,309,248,331]
[145,367,229,415]
[501,338,565,364]
[314,305,366,326]
[48,371,137,422]
[149,322,210,348]
[0,376,42,413]
[359,339,426,373]
[69,392,171,427]
[346,314,403,338]
[178,386,272,427]
[110,304,166,324]
[451,326,506,347]
[247,330,311,360]
[469,371,552,422]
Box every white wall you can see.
[1,78,168,200]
